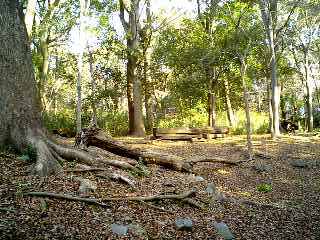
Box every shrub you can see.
[256,183,272,193]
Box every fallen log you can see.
[77,128,193,172]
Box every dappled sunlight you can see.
[216,169,231,175]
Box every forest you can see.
[0,0,320,239]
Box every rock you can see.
[195,176,205,182]
[253,163,272,172]
[213,222,235,240]
[175,218,193,231]
[111,224,128,236]
[290,160,309,168]
[206,183,218,194]
[75,177,97,195]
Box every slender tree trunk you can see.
[240,62,253,160]
[259,0,280,138]
[144,57,154,132]
[39,36,49,110]
[88,48,97,126]
[224,78,235,127]
[267,81,274,135]
[207,67,216,127]
[24,0,37,39]
[304,51,313,132]
[76,0,90,133]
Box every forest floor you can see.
[1,134,320,239]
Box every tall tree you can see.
[0,0,62,176]
[76,0,90,133]
[119,0,145,136]
[258,0,281,137]
[24,0,37,39]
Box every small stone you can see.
[206,183,217,194]
[128,224,147,238]
[76,177,97,194]
[195,176,205,182]
[290,160,309,168]
[253,163,272,172]
[213,222,235,240]
[111,224,128,236]
[175,218,193,231]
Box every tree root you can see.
[65,168,110,173]
[97,173,135,187]
[24,189,197,206]
[187,156,245,166]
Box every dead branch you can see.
[24,192,108,207]
[188,156,245,166]
[97,173,135,187]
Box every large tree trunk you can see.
[0,0,62,176]
[125,0,145,137]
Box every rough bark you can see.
[0,1,61,176]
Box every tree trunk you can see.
[144,57,154,132]
[39,36,49,110]
[240,62,253,160]
[224,78,235,127]
[207,68,216,128]
[88,48,98,126]
[76,0,90,133]
[24,0,37,39]
[0,0,61,176]
[259,0,280,138]
[267,81,274,135]
[125,1,145,137]
[304,51,313,132]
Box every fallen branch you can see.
[24,192,108,207]
[188,156,245,166]
[24,190,196,206]
[97,173,135,187]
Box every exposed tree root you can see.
[24,192,108,207]
[24,189,196,206]
[187,156,245,166]
[64,168,110,173]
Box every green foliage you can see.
[98,111,128,136]
[256,183,272,193]
[43,111,75,132]
[231,111,269,135]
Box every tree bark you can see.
[259,0,281,138]
[0,0,62,176]
[223,78,236,127]
[88,48,98,126]
[304,50,313,132]
[120,0,146,137]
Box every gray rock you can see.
[75,177,97,194]
[290,159,309,168]
[253,163,272,172]
[206,183,218,194]
[175,218,193,231]
[213,222,235,240]
[195,176,205,182]
[111,224,128,236]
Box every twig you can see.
[188,157,245,165]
